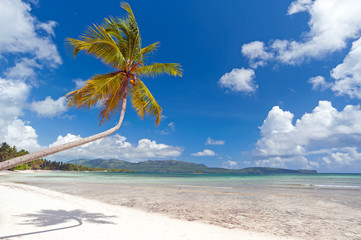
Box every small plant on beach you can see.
[0,2,182,171]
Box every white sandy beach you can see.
[0,181,297,240]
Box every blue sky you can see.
[1,0,361,173]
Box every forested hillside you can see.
[70,159,317,174]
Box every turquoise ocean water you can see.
[1,171,360,197]
[1,171,361,189]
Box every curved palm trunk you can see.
[0,93,128,171]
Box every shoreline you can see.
[2,170,360,239]
[0,182,295,240]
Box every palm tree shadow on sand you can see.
[0,209,116,239]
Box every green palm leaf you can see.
[66,24,125,67]
[134,42,159,63]
[141,42,159,55]
[122,3,141,62]
[138,63,183,78]
[103,17,130,61]
[99,81,127,125]
[66,72,125,109]
[130,79,162,125]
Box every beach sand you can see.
[0,182,296,240]
[23,177,360,240]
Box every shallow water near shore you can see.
[1,172,361,240]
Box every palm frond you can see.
[130,79,162,125]
[103,17,130,61]
[121,2,136,21]
[66,83,96,109]
[141,42,159,55]
[104,17,122,38]
[137,63,183,78]
[66,24,125,67]
[66,72,126,109]
[99,80,127,125]
[134,42,159,63]
[119,2,141,62]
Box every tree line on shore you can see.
[0,142,130,172]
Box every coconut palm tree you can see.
[0,2,182,171]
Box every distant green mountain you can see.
[68,159,317,174]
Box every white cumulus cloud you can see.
[218,68,257,93]
[73,78,87,89]
[0,0,61,65]
[0,0,63,152]
[0,78,40,152]
[330,38,361,98]
[0,78,30,123]
[276,0,361,64]
[222,160,238,169]
[242,0,361,65]
[287,0,313,15]
[220,1,361,99]
[253,101,361,171]
[191,149,216,157]
[239,0,361,99]
[308,76,331,91]
[322,147,361,168]
[30,96,67,117]
[48,134,183,162]
[241,41,273,68]
[3,119,41,151]
[4,58,41,81]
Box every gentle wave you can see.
[174,184,233,189]
[313,184,361,189]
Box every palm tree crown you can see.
[0,2,182,171]
[66,2,182,125]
